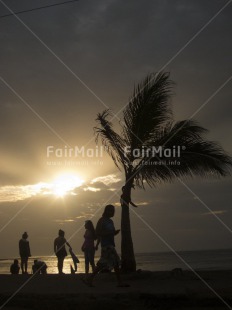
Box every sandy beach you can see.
[0,270,232,309]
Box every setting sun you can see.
[51,174,84,197]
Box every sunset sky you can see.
[0,0,232,258]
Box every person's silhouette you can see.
[82,220,96,274]
[32,259,47,274]
[83,205,129,287]
[10,259,20,274]
[54,229,71,274]
[19,232,31,274]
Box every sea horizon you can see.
[1,248,232,274]
[1,246,232,261]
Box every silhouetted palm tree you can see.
[94,72,232,272]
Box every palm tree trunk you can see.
[121,185,136,272]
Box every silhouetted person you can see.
[10,259,20,274]
[83,205,129,287]
[54,229,71,274]
[19,232,31,274]
[81,220,96,274]
[120,186,138,208]
[32,259,47,274]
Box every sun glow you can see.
[51,174,84,197]
[0,174,84,202]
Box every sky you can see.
[0,0,232,259]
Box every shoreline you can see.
[0,270,232,309]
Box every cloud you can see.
[0,178,84,203]
[114,201,149,207]
[137,202,149,206]
[75,215,87,219]
[70,173,123,194]
[52,219,76,224]
[83,186,101,192]
[0,183,47,202]
[91,174,121,186]
[202,210,228,216]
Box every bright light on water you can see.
[0,255,89,275]
[1,249,232,274]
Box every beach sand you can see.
[0,270,232,309]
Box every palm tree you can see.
[94,72,232,272]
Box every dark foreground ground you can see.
[0,270,232,310]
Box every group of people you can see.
[11,205,128,287]
[11,231,47,275]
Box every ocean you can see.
[1,248,232,274]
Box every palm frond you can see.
[94,109,128,171]
[133,120,232,187]
[94,73,232,190]
[149,120,208,147]
[123,72,174,154]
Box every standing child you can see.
[19,232,31,274]
[82,220,96,274]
